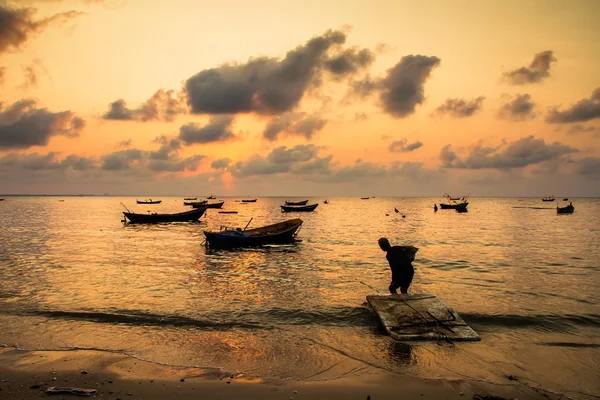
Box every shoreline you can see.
[0,346,564,400]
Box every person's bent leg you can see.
[389,281,400,294]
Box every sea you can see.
[0,196,599,399]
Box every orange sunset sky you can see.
[1,0,599,196]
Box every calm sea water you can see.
[1,197,599,398]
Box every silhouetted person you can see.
[378,238,418,294]
[434,204,438,212]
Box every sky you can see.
[1,0,599,196]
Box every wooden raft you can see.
[366,293,480,341]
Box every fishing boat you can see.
[557,203,575,214]
[285,200,309,206]
[0,198,4,201]
[323,200,328,204]
[281,203,318,212]
[184,200,207,206]
[205,200,225,209]
[542,196,555,202]
[204,218,303,248]
[207,194,216,199]
[361,197,370,200]
[123,207,205,223]
[137,199,162,204]
[455,203,468,213]
[241,199,257,203]
[439,194,469,209]
[184,197,197,200]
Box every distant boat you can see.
[204,200,225,209]
[184,197,197,200]
[218,211,238,214]
[323,200,328,204]
[563,198,569,201]
[241,199,257,203]
[123,207,205,224]
[184,200,207,206]
[207,194,216,199]
[542,196,555,202]
[281,203,318,212]
[557,203,574,214]
[440,194,469,209]
[137,199,162,204]
[204,218,303,248]
[285,200,309,206]
[0,198,4,201]
[361,197,370,200]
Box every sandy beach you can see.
[0,346,563,400]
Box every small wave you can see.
[537,342,600,348]
[461,312,600,333]
[17,306,379,330]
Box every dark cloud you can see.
[184,29,374,115]
[350,55,441,118]
[546,88,600,123]
[0,4,83,54]
[229,144,331,177]
[118,139,132,148]
[0,152,95,171]
[434,96,485,118]
[575,157,600,180]
[263,112,327,141]
[389,138,423,152]
[324,48,375,78]
[102,89,185,121]
[498,94,536,121]
[179,116,236,144]
[211,157,231,170]
[101,145,203,173]
[0,99,85,149]
[439,136,577,169]
[101,149,142,171]
[503,51,556,85]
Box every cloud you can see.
[211,157,231,170]
[101,144,204,173]
[0,152,95,171]
[503,51,556,85]
[575,157,600,180]
[102,89,185,121]
[439,135,577,169]
[184,29,374,115]
[263,112,327,141]
[566,124,600,137]
[546,88,600,123]
[229,144,332,177]
[324,47,375,78]
[0,4,84,54]
[117,139,132,148]
[434,96,485,118]
[389,138,423,152]
[179,116,237,144]
[498,93,536,121]
[0,99,85,149]
[0,66,5,85]
[350,55,441,118]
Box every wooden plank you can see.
[366,294,480,341]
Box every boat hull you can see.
[204,201,225,209]
[439,202,469,209]
[204,218,303,248]
[557,205,574,214]
[281,203,318,212]
[137,200,162,204]
[124,207,205,223]
[285,200,309,206]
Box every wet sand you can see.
[0,346,561,400]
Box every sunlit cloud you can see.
[434,96,485,118]
[546,88,600,123]
[498,94,536,121]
